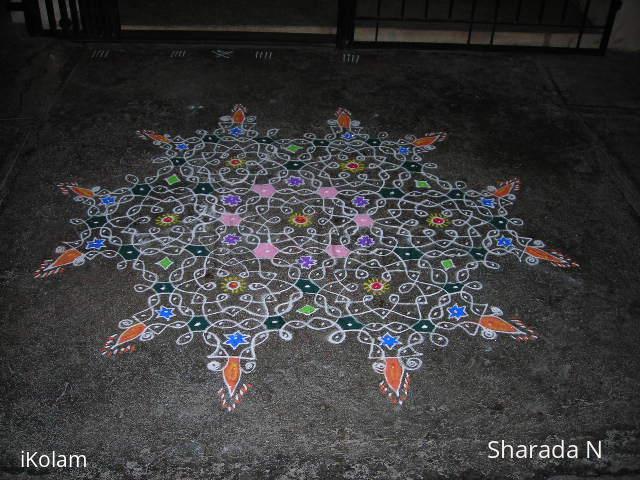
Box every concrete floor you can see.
[1,11,640,480]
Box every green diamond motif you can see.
[157,257,174,270]
[153,282,174,293]
[416,180,431,188]
[443,283,463,293]
[194,183,214,195]
[295,279,320,293]
[441,258,455,270]
[188,316,210,332]
[469,247,487,260]
[394,247,423,260]
[297,305,318,315]
[87,216,107,228]
[337,316,363,330]
[131,184,151,196]
[490,216,508,229]
[403,162,422,172]
[412,319,436,333]
[185,245,210,257]
[166,174,181,185]
[284,160,304,170]
[118,245,140,260]
[380,188,404,199]
[285,144,303,153]
[264,316,286,330]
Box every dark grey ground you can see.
[1,10,640,480]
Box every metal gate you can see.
[18,0,120,39]
[14,0,622,53]
[338,0,622,52]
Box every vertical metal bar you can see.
[59,0,71,36]
[599,0,622,54]
[82,0,97,38]
[104,0,118,39]
[560,0,569,24]
[401,0,406,18]
[467,0,477,44]
[95,0,105,37]
[69,0,81,36]
[424,0,430,20]
[490,0,500,45]
[337,0,356,48]
[576,0,592,49]
[22,0,43,35]
[448,0,455,20]
[515,0,522,23]
[537,0,546,24]
[375,0,381,42]
[78,0,88,37]
[44,0,56,34]
[337,0,345,48]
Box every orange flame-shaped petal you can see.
[336,108,351,130]
[494,178,521,198]
[70,186,95,198]
[50,248,83,269]
[479,315,520,334]
[223,357,242,397]
[232,105,246,124]
[384,357,404,396]
[143,131,171,143]
[413,134,442,147]
[524,246,578,268]
[115,322,146,347]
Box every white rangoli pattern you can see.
[37,106,578,410]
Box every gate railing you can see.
[19,0,120,39]
[14,0,622,53]
[339,0,622,53]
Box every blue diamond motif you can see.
[156,306,175,319]
[380,333,401,349]
[224,331,250,350]
[497,236,513,247]
[86,238,106,250]
[447,304,468,320]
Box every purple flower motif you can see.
[223,234,241,246]
[298,255,317,269]
[288,176,304,187]
[352,196,369,208]
[223,194,242,207]
[357,235,375,248]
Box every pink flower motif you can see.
[253,243,279,259]
[317,187,339,199]
[325,244,351,258]
[353,214,374,228]
[252,183,277,198]
[220,213,243,227]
